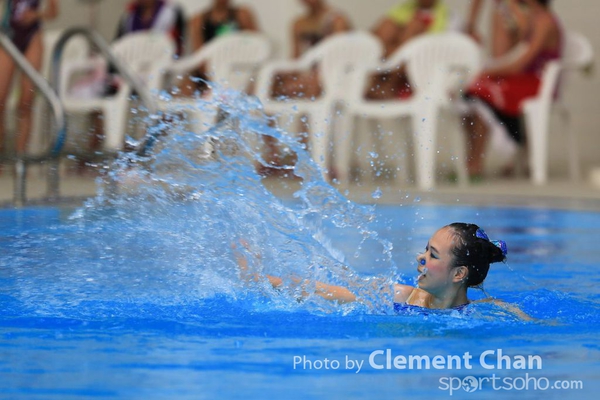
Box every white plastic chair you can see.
[522,31,594,185]
[33,30,90,152]
[255,31,384,175]
[4,29,89,154]
[159,32,272,131]
[344,32,482,188]
[59,32,175,151]
[42,29,90,77]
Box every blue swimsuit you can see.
[393,302,471,315]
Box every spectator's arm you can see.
[237,7,258,31]
[466,0,483,36]
[507,0,529,40]
[398,13,428,46]
[373,17,403,58]
[484,13,554,76]
[331,13,351,34]
[42,0,59,21]
[189,12,205,52]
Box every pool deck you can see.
[1,164,600,211]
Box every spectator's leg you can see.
[0,48,17,156]
[464,112,488,178]
[15,32,43,155]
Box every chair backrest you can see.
[397,32,482,98]
[303,32,384,100]
[202,32,272,91]
[112,32,176,88]
[562,31,594,69]
[536,31,593,103]
[42,29,90,78]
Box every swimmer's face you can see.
[416,227,462,294]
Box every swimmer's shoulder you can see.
[393,283,413,304]
[393,284,428,305]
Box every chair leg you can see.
[524,103,550,185]
[563,109,580,182]
[450,112,469,187]
[307,108,331,177]
[413,103,439,190]
[359,118,379,180]
[102,103,129,152]
[331,108,354,184]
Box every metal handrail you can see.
[0,30,68,205]
[49,26,160,157]
[1,27,165,205]
[0,31,67,158]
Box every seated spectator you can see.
[374,0,461,58]
[106,0,184,94]
[115,0,185,56]
[82,0,184,169]
[292,0,351,59]
[184,0,258,95]
[271,0,351,99]
[464,0,562,179]
[264,0,351,173]
[466,0,529,56]
[370,0,462,99]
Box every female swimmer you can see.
[236,222,525,315]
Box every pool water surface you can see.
[1,202,599,399]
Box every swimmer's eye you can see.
[425,244,439,259]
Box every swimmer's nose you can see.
[416,254,425,266]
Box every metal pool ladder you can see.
[0,26,160,206]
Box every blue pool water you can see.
[1,105,600,399]
[2,204,600,399]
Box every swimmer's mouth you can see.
[417,267,428,280]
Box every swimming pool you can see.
[1,112,599,399]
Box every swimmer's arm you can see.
[266,275,357,304]
[477,298,534,322]
[234,244,356,304]
[314,281,357,304]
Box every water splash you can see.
[61,88,399,315]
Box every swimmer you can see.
[235,222,531,319]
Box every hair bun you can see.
[475,228,489,241]
[491,240,508,257]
